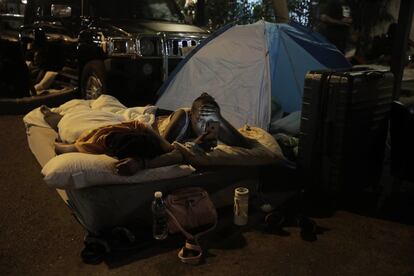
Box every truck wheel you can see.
[81,60,107,99]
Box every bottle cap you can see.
[235,187,249,196]
[154,191,162,198]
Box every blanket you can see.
[24,95,157,143]
[24,95,285,189]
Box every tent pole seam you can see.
[280,33,303,101]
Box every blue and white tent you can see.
[156,21,351,130]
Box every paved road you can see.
[0,114,414,275]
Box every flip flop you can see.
[178,240,203,265]
[297,216,317,242]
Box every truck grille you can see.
[139,35,205,58]
[165,37,200,57]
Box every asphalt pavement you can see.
[0,114,413,275]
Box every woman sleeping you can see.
[41,93,251,176]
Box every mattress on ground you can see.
[27,126,260,234]
[0,86,76,115]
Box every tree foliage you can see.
[176,0,393,34]
[202,0,277,30]
[201,0,312,30]
[288,0,312,27]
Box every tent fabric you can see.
[156,21,351,130]
[157,23,236,96]
[267,24,327,112]
[157,21,272,130]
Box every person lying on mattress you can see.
[41,93,251,176]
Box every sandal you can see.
[297,216,317,242]
[178,240,203,265]
[264,212,290,236]
[264,211,285,229]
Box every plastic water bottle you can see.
[152,191,168,240]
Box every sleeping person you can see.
[41,93,251,176]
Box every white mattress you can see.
[26,125,260,233]
[24,95,279,233]
[27,126,69,202]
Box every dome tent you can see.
[156,21,351,130]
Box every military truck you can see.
[18,0,209,104]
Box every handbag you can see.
[165,187,217,264]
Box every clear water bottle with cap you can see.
[151,191,168,240]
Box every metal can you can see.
[234,187,249,226]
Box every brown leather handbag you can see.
[165,187,217,264]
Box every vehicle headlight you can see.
[108,38,137,56]
[138,38,156,56]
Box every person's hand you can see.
[198,104,221,121]
[115,157,144,176]
[193,130,217,152]
[342,17,352,25]
[193,131,210,144]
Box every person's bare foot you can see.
[40,105,63,130]
[39,104,51,115]
[54,142,78,155]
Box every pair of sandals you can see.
[179,214,318,265]
[264,211,318,241]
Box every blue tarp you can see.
[265,22,350,112]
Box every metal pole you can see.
[161,33,169,82]
[390,0,414,99]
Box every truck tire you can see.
[81,60,107,99]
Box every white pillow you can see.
[172,126,285,167]
[41,153,195,189]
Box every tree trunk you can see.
[271,0,289,23]
[195,0,206,26]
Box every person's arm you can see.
[319,0,352,27]
[320,13,352,26]
[161,109,189,143]
[127,120,176,153]
[115,150,184,176]
[145,124,175,153]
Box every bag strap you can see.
[165,208,193,240]
[166,208,217,264]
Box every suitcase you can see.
[297,68,393,195]
[390,96,414,182]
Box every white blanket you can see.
[24,96,196,189]
[24,95,157,143]
[24,95,285,189]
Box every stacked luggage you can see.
[391,96,414,182]
[297,68,394,195]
